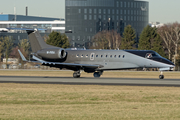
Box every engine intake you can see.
[37,48,67,59]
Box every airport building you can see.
[0,14,65,45]
[65,0,149,48]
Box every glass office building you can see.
[65,0,149,48]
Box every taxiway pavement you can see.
[0,76,179,87]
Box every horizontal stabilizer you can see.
[18,49,28,62]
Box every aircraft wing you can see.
[18,49,102,69]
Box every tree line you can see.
[90,22,180,68]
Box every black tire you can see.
[93,72,100,78]
[159,75,164,79]
[73,73,80,78]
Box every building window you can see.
[89,15,92,20]
[78,9,81,13]
[103,15,106,20]
[131,16,133,21]
[120,2,123,7]
[116,16,119,21]
[128,2,130,7]
[99,9,101,14]
[124,2,126,7]
[84,9,87,13]
[128,10,130,14]
[116,10,119,14]
[84,15,87,20]
[124,10,126,14]
[112,9,115,14]
[99,15,101,19]
[131,2,133,8]
[103,9,106,14]
[89,9,92,14]
[112,15,114,20]
[94,15,96,20]
[108,9,110,14]
[124,16,126,21]
[117,1,119,7]
[134,2,136,8]
[120,10,123,14]
[94,9,97,14]
[131,10,133,15]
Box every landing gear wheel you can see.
[93,72,101,78]
[73,71,81,78]
[159,75,164,79]
[159,71,164,79]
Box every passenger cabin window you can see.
[118,55,121,58]
[106,55,108,58]
[123,55,125,58]
[110,55,112,58]
[96,55,98,57]
[81,54,83,57]
[86,54,88,58]
[101,55,103,58]
[114,55,116,58]
[76,54,79,57]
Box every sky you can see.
[0,0,180,23]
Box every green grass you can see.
[0,84,180,119]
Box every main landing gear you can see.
[73,71,81,78]
[93,71,103,78]
[159,71,164,79]
[73,71,103,78]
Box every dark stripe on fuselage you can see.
[125,50,174,66]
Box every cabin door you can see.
[90,53,95,61]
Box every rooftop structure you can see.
[0,14,65,45]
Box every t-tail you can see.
[26,29,55,53]
[7,28,67,61]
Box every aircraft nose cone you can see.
[163,58,175,67]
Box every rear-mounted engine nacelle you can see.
[37,48,67,59]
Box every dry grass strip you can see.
[0,84,180,120]
[0,70,179,79]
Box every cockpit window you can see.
[146,52,160,58]
[146,53,152,58]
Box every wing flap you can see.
[33,55,101,68]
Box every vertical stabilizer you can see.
[27,30,52,53]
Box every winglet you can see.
[18,49,28,62]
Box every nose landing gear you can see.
[159,71,164,79]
